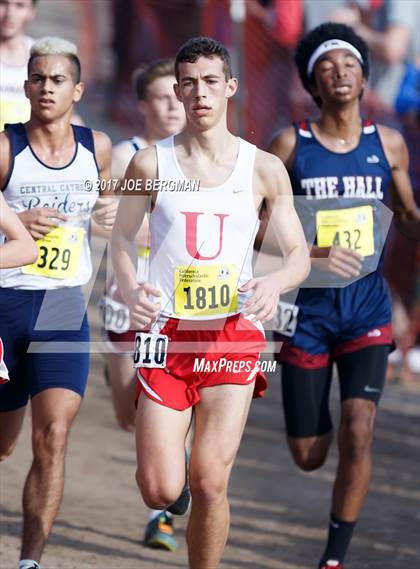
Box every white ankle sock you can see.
[148,509,166,521]
[19,560,40,569]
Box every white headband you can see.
[307,39,363,76]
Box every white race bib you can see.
[133,332,168,369]
[273,301,299,337]
[100,296,130,334]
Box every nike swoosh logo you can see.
[364,385,382,393]
[367,328,382,337]
[330,521,340,529]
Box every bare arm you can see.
[265,127,364,278]
[0,193,38,268]
[111,147,160,329]
[90,130,117,238]
[112,140,150,249]
[242,149,310,322]
[256,150,310,291]
[255,127,296,253]
[378,125,420,240]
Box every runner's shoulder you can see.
[92,129,112,154]
[254,147,290,197]
[376,124,405,152]
[90,130,112,173]
[127,145,158,179]
[255,147,288,174]
[267,126,296,165]
[376,124,408,169]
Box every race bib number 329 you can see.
[22,226,85,279]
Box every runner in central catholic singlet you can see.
[0,122,99,410]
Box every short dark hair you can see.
[133,59,175,101]
[28,52,81,83]
[175,36,232,81]
[295,22,370,107]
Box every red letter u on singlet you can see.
[181,211,229,260]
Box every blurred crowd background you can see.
[5,0,420,384]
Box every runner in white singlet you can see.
[111,37,310,569]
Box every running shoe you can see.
[143,512,178,552]
[319,561,344,569]
[166,480,191,515]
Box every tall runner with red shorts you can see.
[267,23,420,569]
[111,37,310,569]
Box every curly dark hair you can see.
[295,22,370,107]
[175,36,232,81]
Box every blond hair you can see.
[28,36,81,83]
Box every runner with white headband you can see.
[265,22,419,569]
[307,39,364,76]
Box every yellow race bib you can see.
[174,264,238,317]
[316,205,374,256]
[22,226,85,279]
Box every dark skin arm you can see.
[378,124,420,241]
[262,127,364,279]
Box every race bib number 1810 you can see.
[174,264,238,317]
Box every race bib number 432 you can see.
[316,205,374,256]
[273,300,299,337]
[174,264,238,317]
[22,226,85,279]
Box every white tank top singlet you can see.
[0,36,34,131]
[0,123,100,289]
[149,135,260,320]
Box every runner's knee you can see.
[33,421,69,461]
[288,436,331,472]
[135,469,182,509]
[189,467,228,505]
[339,407,375,458]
